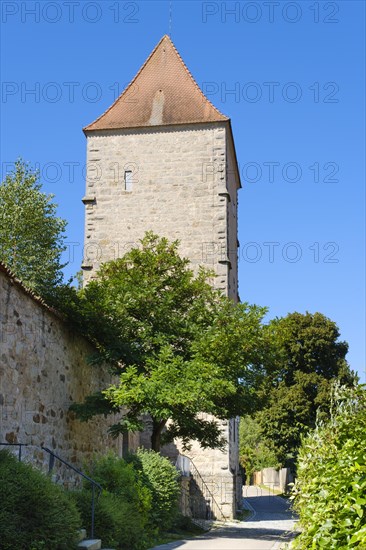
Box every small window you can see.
[124,170,133,192]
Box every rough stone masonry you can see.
[0,263,127,484]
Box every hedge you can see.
[0,449,80,550]
[292,384,366,549]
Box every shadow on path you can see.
[150,485,299,549]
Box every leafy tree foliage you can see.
[0,160,67,295]
[262,312,351,387]
[292,384,366,549]
[71,233,267,451]
[240,312,356,468]
[239,415,279,481]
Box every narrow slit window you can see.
[124,170,133,192]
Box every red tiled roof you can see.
[84,35,228,132]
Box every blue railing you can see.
[0,442,102,538]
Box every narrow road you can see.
[150,485,298,549]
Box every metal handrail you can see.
[0,442,102,538]
[176,453,228,523]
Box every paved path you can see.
[150,486,298,550]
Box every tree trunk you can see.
[151,419,167,452]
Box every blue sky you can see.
[1,1,365,379]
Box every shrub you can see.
[74,452,154,549]
[292,384,366,549]
[128,448,180,529]
[0,449,80,550]
[73,489,153,550]
[85,452,152,519]
[72,451,180,548]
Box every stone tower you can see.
[82,35,241,518]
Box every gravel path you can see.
[150,485,299,549]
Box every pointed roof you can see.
[84,35,228,132]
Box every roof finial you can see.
[169,0,172,38]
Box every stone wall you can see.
[0,264,134,483]
[179,475,191,518]
[253,467,294,493]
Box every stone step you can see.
[77,529,87,542]
[78,540,102,550]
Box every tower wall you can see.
[82,121,241,518]
[83,123,237,295]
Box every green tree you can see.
[239,415,279,481]
[71,233,267,451]
[292,383,366,549]
[0,160,67,295]
[254,312,357,466]
[263,312,351,387]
